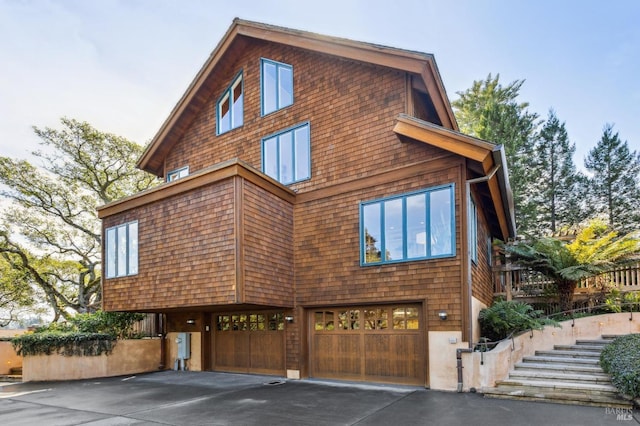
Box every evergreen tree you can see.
[584,124,640,234]
[452,74,539,235]
[529,110,585,235]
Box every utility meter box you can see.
[176,332,191,360]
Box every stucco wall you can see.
[460,313,640,392]
[0,330,26,375]
[22,338,160,382]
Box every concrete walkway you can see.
[0,371,635,425]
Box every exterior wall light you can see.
[285,316,294,323]
[438,311,447,320]
[186,319,196,325]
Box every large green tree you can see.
[0,118,157,322]
[529,110,585,234]
[585,124,640,234]
[452,74,539,234]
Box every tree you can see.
[585,124,640,234]
[503,220,640,312]
[0,256,39,326]
[0,118,158,321]
[528,110,585,235]
[452,74,539,235]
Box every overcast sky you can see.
[1,0,638,170]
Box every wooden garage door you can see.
[310,304,425,385]
[214,312,285,376]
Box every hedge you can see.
[600,334,640,398]
[11,332,116,357]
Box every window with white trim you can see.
[262,123,310,185]
[167,166,189,182]
[105,221,138,278]
[261,58,293,115]
[360,185,455,265]
[217,72,243,134]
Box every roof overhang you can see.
[393,114,516,240]
[137,18,458,177]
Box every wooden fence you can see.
[131,313,161,338]
[493,262,640,300]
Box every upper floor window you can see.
[360,184,455,266]
[217,72,243,134]
[262,122,310,185]
[167,166,189,182]
[105,221,138,278]
[261,58,293,115]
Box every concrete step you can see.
[508,370,612,384]
[535,350,601,358]
[601,334,623,340]
[575,339,613,346]
[495,379,619,395]
[514,362,605,374]
[522,355,600,365]
[553,344,604,352]
[483,387,633,408]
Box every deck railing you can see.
[493,261,640,300]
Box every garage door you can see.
[310,304,425,386]
[214,312,285,376]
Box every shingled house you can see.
[98,19,515,389]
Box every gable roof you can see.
[394,114,516,240]
[137,18,458,176]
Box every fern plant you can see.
[478,300,559,342]
[503,220,640,312]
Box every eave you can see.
[137,18,457,177]
[393,114,516,240]
[98,158,296,219]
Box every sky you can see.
[1,0,639,170]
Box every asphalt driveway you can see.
[0,371,635,425]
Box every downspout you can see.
[457,164,501,392]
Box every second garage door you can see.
[310,304,425,386]
[214,311,285,376]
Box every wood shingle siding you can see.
[99,19,517,387]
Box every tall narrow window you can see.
[105,221,139,278]
[469,196,478,263]
[360,185,455,265]
[262,123,310,185]
[217,73,243,134]
[261,58,293,115]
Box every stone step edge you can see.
[496,379,618,392]
[522,356,600,364]
[534,350,601,358]
[515,362,604,372]
[482,388,633,408]
[508,371,611,383]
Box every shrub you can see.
[70,311,145,339]
[600,334,640,398]
[478,299,560,342]
[11,332,116,357]
[11,311,145,357]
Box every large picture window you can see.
[261,58,293,115]
[262,122,310,185]
[360,185,455,265]
[217,72,243,134]
[105,221,138,278]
